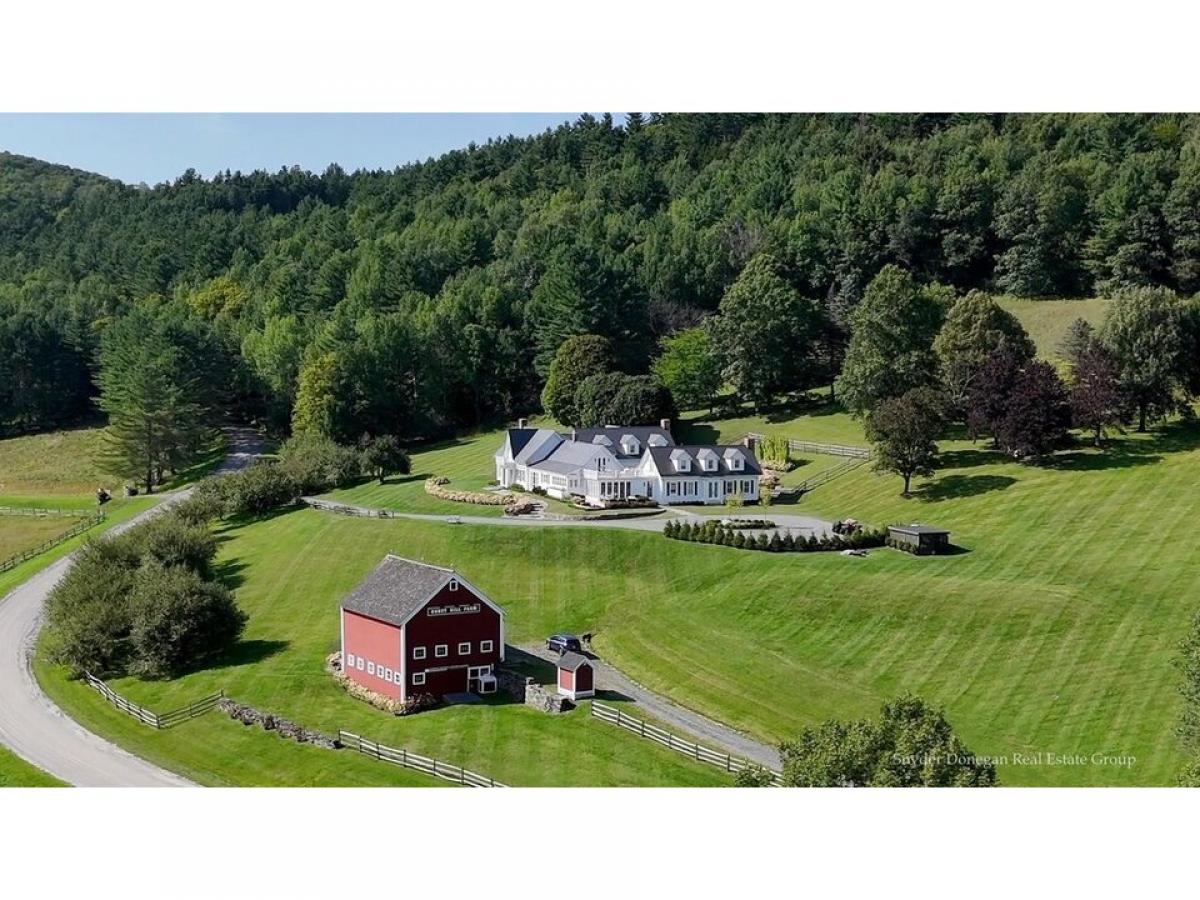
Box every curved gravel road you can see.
[0,427,263,787]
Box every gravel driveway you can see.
[0,426,265,787]
[520,643,781,770]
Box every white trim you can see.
[458,641,471,655]
[480,640,494,654]
[435,644,448,658]
[413,646,427,660]
[412,672,426,686]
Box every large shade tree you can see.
[540,334,616,427]
[865,386,946,495]
[706,253,824,409]
[933,290,1035,413]
[1100,286,1187,431]
[835,265,950,416]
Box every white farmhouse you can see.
[494,419,761,507]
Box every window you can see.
[435,644,448,658]
[480,640,494,653]
[458,642,471,655]
[356,657,364,671]
[346,653,356,668]
[412,646,426,660]
[383,668,392,683]
[412,672,426,686]
[449,580,459,592]
[367,661,375,675]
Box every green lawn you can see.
[0,513,81,562]
[995,296,1112,361]
[0,745,64,787]
[36,506,727,787]
[0,497,155,599]
[326,429,511,517]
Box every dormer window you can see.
[592,435,612,447]
[647,434,670,447]
[697,449,719,472]
[670,449,691,473]
[620,435,640,455]
[724,449,745,471]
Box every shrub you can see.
[726,491,745,509]
[357,434,410,484]
[128,564,247,679]
[223,461,302,516]
[278,433,363,493]
[125,513,219,579]
[761,485,773,507]
[733,531,747,549]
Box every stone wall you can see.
[216,698,339,749]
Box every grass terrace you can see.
[0,745,64,788]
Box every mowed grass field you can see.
[30,297,1200,786]
[0,514,81,561]
[995,296,1112,361]
[0,745,65,787]
[41,397,1200,787]
[36,506,727,787]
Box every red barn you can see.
[340,555,505,702]
[556,651,595,701]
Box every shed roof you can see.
[341,555,456,627]
[888,524,951,536]
[557,651,593,672]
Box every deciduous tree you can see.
[865,387,946,495]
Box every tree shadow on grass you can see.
[213,557,248,590]
[937,448,1006,470]
[914,474,1016,503]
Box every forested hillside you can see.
[3,113,1200,455]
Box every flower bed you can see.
[424,476,514,506]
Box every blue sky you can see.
[0,114,595,185]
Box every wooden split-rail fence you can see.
[0,508,106,574]
[745,433,871,460]
[83,672,224,729]
[339,731,505,787]
[591,701,783,785]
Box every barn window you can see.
[458,642,471,655]
[356,657,364,671]
[346,653,356,668]
[385,668,394,682]
[480,640,493,653]
[435,644,448,658]
[413,646,427,660]
[367,661,375,675]
[412,673,426,686]
[449,580,459,592]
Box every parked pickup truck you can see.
[546,633,582,654]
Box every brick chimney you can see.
[660,418,672,433]
[517,417,528,428]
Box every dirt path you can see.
[0,426,265,787]
[519,643,781,770]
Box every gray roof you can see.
[574,425,674,458]
[888,524,951,536]
[513,428,561,465]
[647,445,762,477]
[505,428,538,459]
[557,651,593,671]
[340,555,455,626]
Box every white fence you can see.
[591,701,782,785]
[339,731,506,787]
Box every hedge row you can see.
[663,519,887,553]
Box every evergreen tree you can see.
[541,334,615,426]
[1101,287,1187,431]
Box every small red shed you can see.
[556,651,595,701]
[340,555,505,702]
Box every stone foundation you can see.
[326,652,437,716]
